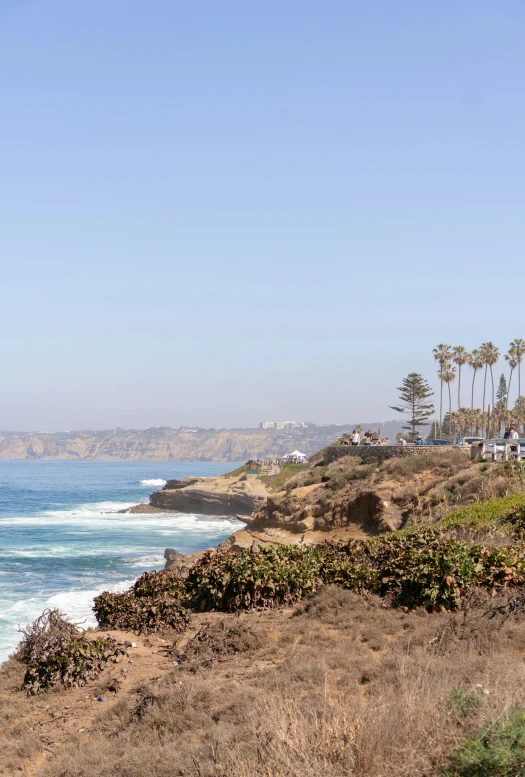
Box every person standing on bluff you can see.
[351,429,361,446]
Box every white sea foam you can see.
[47,580,134,626]
[140,478,166,486]
[0,501,137,526]
[0,492,246,664]
[123,554,165,567]
[0,502,245,534]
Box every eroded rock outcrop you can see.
[250,483,402,535]
[149,475,268,517]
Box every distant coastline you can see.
[0,422,406,462]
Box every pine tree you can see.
[496,373,508,407]
[390,373,435,441]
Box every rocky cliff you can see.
[0,423,406,461]
[215,448,519,552]
[149,474,267,516]
[0,427,334,461]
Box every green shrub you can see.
[91,495,525,630]
[93,591,189,635]
[186,545,324,611]
[260,464,307,492]
[442,708,525,776]
[397,494,525,538]
[93,569,189,634]
[449,687,483,720]
[183,524,525,614]
[132,569,187,599]
[365,531,480,609]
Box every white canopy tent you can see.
[281,450,307,463]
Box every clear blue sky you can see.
[1,1,524,430]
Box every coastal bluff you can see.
[0,424,381,461]
[149,474,267,517]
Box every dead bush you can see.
[178,619,264,670]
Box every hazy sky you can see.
[1,1,524,430]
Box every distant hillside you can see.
[0,421,407,461]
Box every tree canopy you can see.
[390,373,435,441]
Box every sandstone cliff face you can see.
[149,475,268,517]
[0,427,339,461]
[250,483,402,534]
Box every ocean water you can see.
[0,460,244,663]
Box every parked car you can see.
[455,437,483,447]
[426,439,451,446]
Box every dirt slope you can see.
[4,586,525,777]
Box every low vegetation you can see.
[93,495,525,633]
[185,524,525,613]
[220,463,249,478]
[258,462,307,491]
[177,620,263,672]
[17,609,124,695]
[401,492,525,538]
[93,570,189,634]
[15,585,525,777]
[187,545,324,611]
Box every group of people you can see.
[503,427,520,440]
[342,431,426,447]
[342,430,390,446]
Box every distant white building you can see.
[259,421,299,430]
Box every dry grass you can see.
[0,658,42,773]
[30,585,525,777]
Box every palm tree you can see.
[505,347,518,408]
[479,410,489,439]
[510,339,525,402]
[452,346,470,411]
[513,396,525,437]
[461,407,477,436]
[472,408,482,437]
[454,408,472,437]
[479,342,499,414]
[470,349,484,410]
[433,344,452,432]
[441,364,456,441]
[487,344,500,409]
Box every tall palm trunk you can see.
[490,366,495,410]
[482,365,488,436]
[458,365,462,411]
[448,382,453,441]
[471,369,476,410]
[508,368,514,409]
[439,375,443,434]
